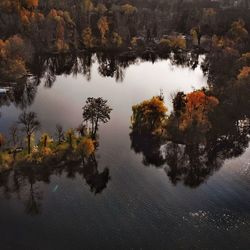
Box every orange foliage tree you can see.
[24,0,39,9]
[0,35,29,80]
[237,66,250,80]
[46,9,75,52]
[179,90,219,133]
[97,16,109,45]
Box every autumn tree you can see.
[82,27,94,48]
[82,97,112,138]
[39,133,53,149]
[190,26,202,46]
[112,32,123,48]
[131,96,168,135]
[18,111,40,154]
[237,66,250,80]
[0,35,29,80]
[96,3,107,14]
[98,16,109,45]
[159,35,186,50]
[77,137,95,160]
[179,90,219,133]
[46,9,75,52]
[23,0,39,9]
[229,19,248,42]
[121,4,137,15]
[83,0,93,25]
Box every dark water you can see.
[0,57,249,250]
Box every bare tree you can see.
[18,111,40,154]
[9,123,19,148]
[55,124,64,144]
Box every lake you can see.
[0,54,249,250]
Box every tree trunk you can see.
[93,120,99,138]
[44,135,47,148]
[27,134,31,154]
[197,34,201,46]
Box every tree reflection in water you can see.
[0,153,110,215]
[129,54,250,188]
[130,116,250,188]
[1,49,250,211]
[0,50,198,111]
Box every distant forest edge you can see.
[1,0,250,81]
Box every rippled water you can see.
[0,58,249,250]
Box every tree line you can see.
[1,0,250,81]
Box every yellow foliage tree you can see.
[112,32,123,47]
[121,4,137,15]
[0,35,28,80]
[77,137,95,158]
[131,96,168,135]
[82,27,94,48]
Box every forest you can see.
[1,0,250,81]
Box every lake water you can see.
[0,56,249,249]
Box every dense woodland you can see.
[1,0,250,81]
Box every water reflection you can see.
[0,50,201,111]
[0,49,249,213]
[0,151,110,215]
[130,117,250,188]
[125,43,250,188]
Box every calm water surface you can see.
[0,58,249,250]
